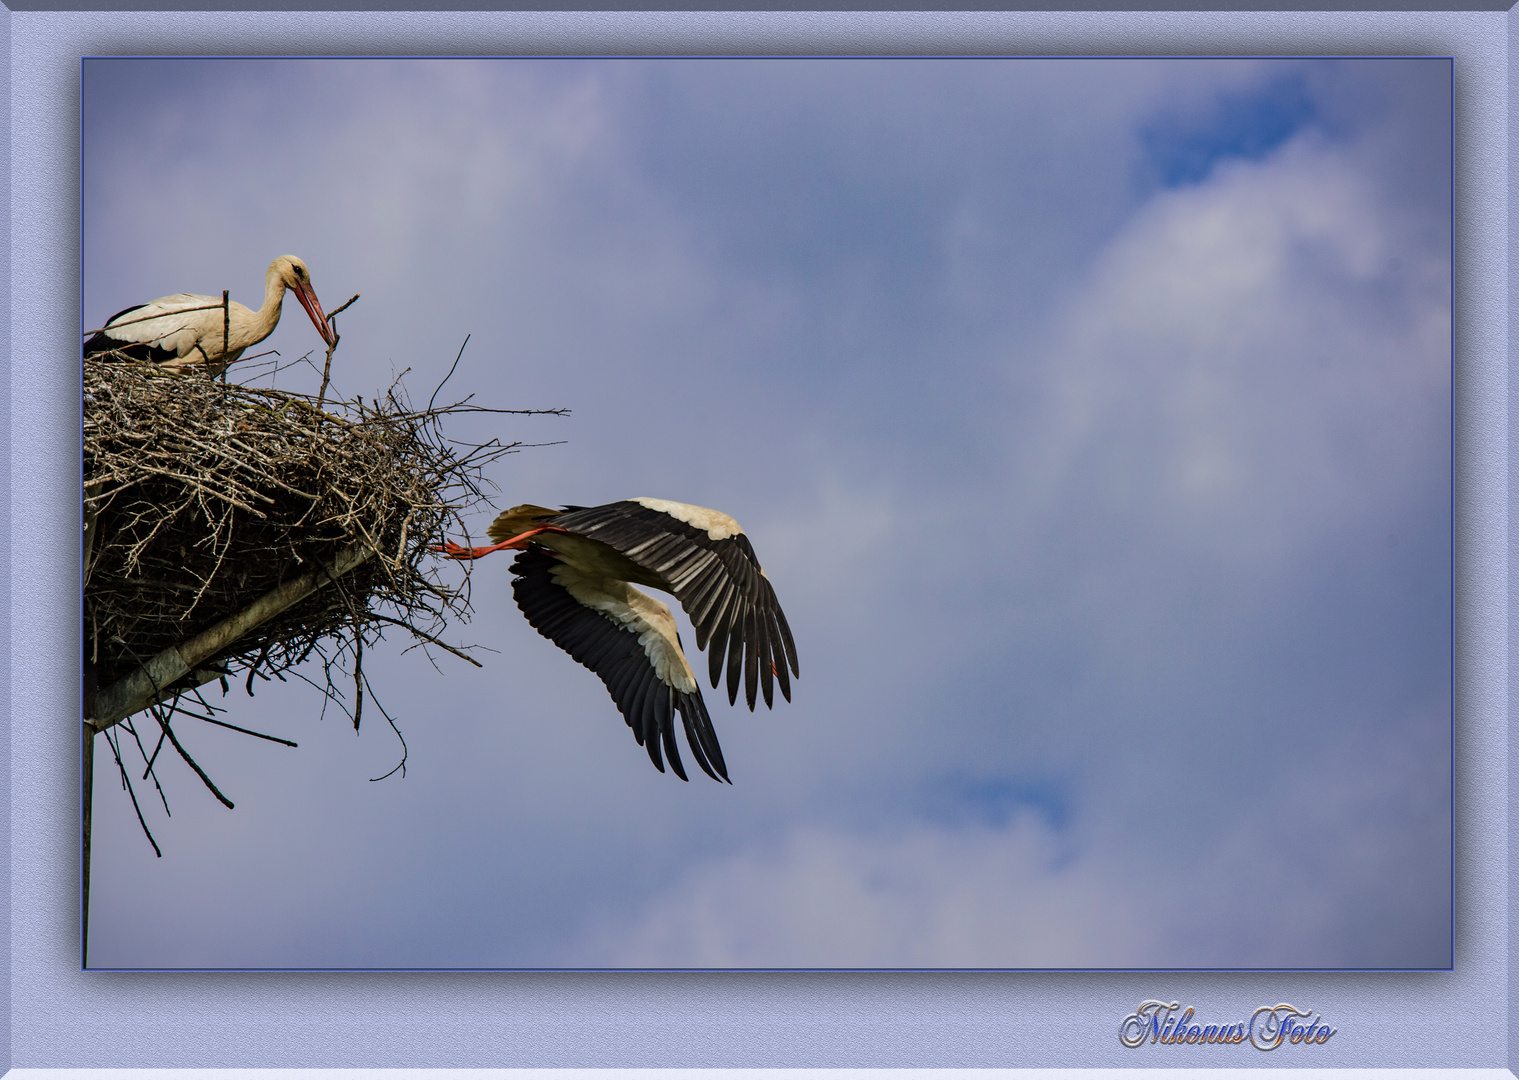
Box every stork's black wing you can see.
[551,500,799,711]
[84,306,180,365]
[510,546,728,783]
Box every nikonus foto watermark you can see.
[1120,999,1337,1049]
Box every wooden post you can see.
[82,722,93,969]
[87,545,373,734]
[83,480,101,969]
[81,541,371,965]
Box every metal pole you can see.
[87,545,373,733]
[82,721,93,968]
[82,481,101,969]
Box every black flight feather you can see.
[509,544,727,782]
[84,304,181,365]
[547,500,796,713]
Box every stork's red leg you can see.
[431,525,569,560]
[431,540,507,560]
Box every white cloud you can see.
[1012,132,1449,573]
[575,696,1449,970]
[576,812,1149,968]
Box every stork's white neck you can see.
[239,261,290,349]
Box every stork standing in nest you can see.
[83,255,336,376]
[436,498,799,783]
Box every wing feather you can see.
[85,305,182,365]
[682,562,729,643]
[676,688,726,783]
[743,605,761,710]
[707,613,731,693]
[657,685,689,781]
[693,578,737,656]
[756,603,775,709]
[725,609,745,706]
[550,500,798,711]
[85,295,224,363]
[510,545,726,781]
[766,608,792,703]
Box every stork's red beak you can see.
[294,279,336,348]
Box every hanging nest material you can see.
[82,356,554,735]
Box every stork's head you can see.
[271,255,337,348]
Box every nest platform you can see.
[83,357,522,728]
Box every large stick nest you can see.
[83,357,541,717]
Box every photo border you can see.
[8,8,1504,1070]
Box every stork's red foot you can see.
[432,540,500,560]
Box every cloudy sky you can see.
[81,57,1452,970]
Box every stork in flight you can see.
[436,498,799,782]
[83,255,335,375]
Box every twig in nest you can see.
[316,293,359,407]
[122,718,170,815]
[352,625,364,732]
[198,714,298,748]
[102,727,161,858]
[83,356,563,848]
[85,358,553,710]
[429,335,469,414]
[246,639,273,696]
[367,612,483,668]
[366,669,408,782]
[149,704,234,810]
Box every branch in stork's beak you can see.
[294,281,336,348]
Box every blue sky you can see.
[81,57,1451,969]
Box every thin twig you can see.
[366,612,485,667]
[316,293,358,408]
[366,669,408,782]
[149,705,235,810]
[122,718,171,816]
[103,728,161,858]
[246,639,273,696]
[82,301,229,337]
[428,335,470,414]
[197,714,297,747]
[142,729,165,779]
[352,627,364,732]
[328,293,360,320]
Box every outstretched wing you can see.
[551,499,799,712]
[510,545,728,783]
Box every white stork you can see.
[83,255,335,375]
[436,498,799,782]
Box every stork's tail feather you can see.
[488,504,564,543]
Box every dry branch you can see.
[81,343,563,968]
[83,356,557,731]
[87,545,372,730]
